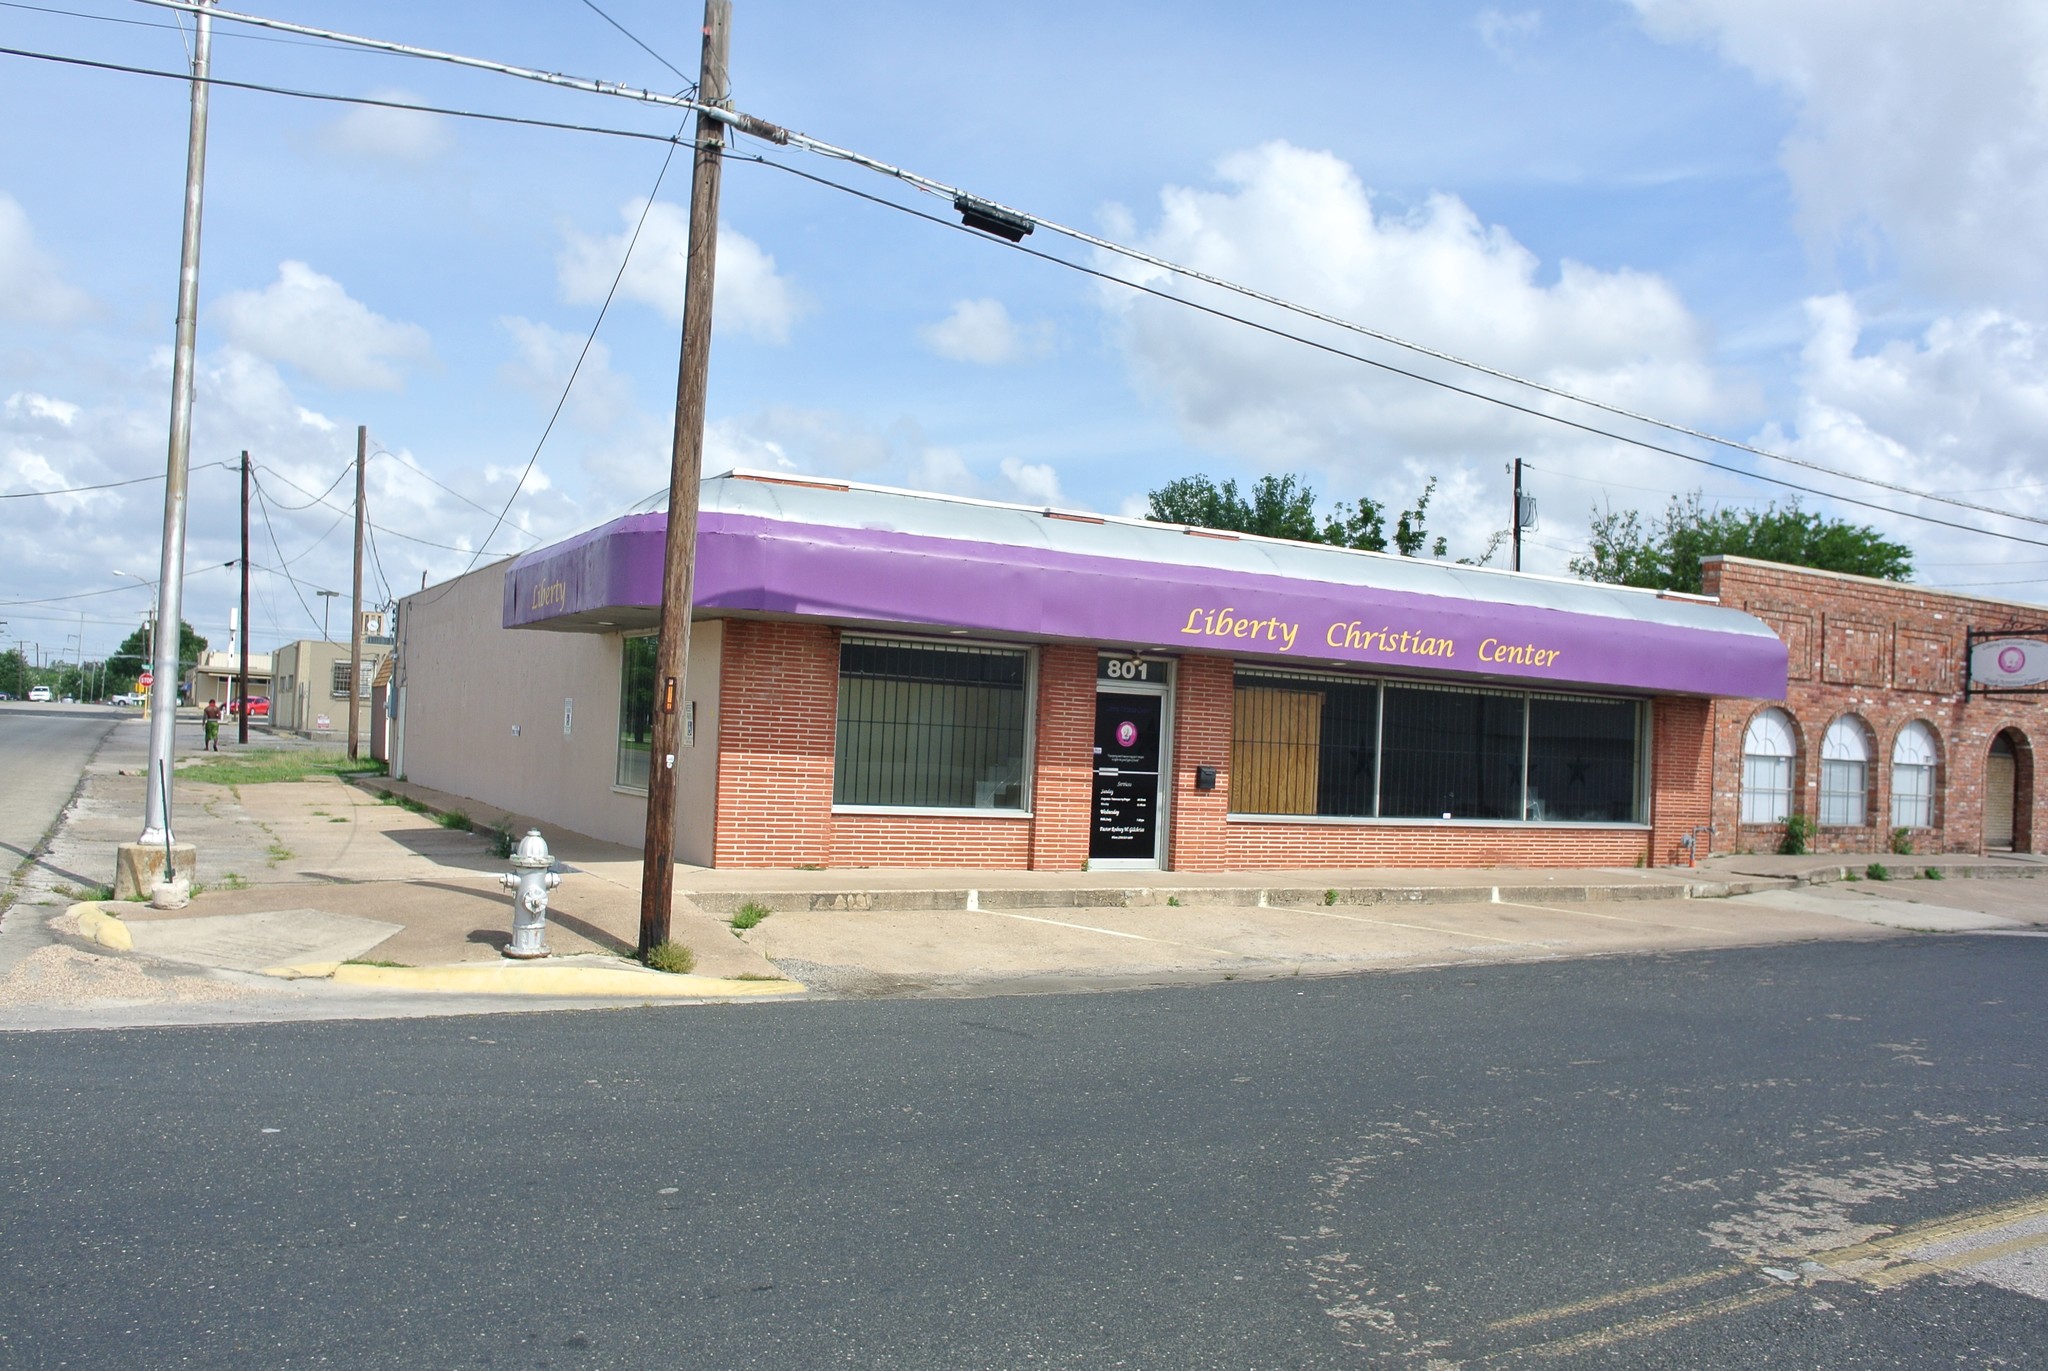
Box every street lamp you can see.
[317,589,340,642]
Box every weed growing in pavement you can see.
[730,901,771,932]
[1844,870,1861,881]
[217,872,251,891]
[1890,826,1914,855]
[265,840,293,865]
[1779,814,1815,855]
[343,957,410,968]
[1323,888,1339,906]
[54,883,116,902]
[437,809,472,831]
[1924,867,1945,880]
[486,821,517,859]
[644,940,696,974]
[1167,896,1181,907]
[1866,862,1891,881]
[177,753,386,788]
[732,972,785,981]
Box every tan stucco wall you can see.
[396,564,721,861]
[273,639,384,737]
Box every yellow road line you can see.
[1804,1193,2048,1287]
[1503,1285,1795,1360]
[1486,1264,1746,1331]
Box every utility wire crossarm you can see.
[125,0,2047,537]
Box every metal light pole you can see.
[136,0,215,863]
[317,589,340,642]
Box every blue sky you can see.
[4,0,2046,663]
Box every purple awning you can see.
[503,509,1787,699]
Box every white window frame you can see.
[1740,708,1797,825]
[1819,716,1871,828]
[1890,721,1938,830]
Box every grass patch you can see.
[1866,862,1891,881]
[731,972,785,982]
[177,752,387,787]
[54,883,116,903]
[730,900,771,931]
[265,840,293,865]
[1923,866,1945,881]
[343,957,410,968]
[643,940,696,974]
[436,809,473,832]
[217,872,251,891]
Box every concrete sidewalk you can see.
[6,722,2045,1029]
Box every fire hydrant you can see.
[499,828,562,959]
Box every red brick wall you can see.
[1704,557,2047,855]
[1028,646,1096,870]
[713,622,1091,870]
[1650,696,1714,865]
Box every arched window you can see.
[1741,708,1797,824]
[1890,722,1939,830]
[1820,716,1872,827]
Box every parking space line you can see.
[991,911,1238,956]
[1275,905,1530,946]
[1496,899,1731,936]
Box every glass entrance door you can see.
[1091,692,1163,865]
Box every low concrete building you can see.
[273,638,390,740]
[183,650,272,709]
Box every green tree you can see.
[0,647,27,698]
[106,619,208,690]
[1148,471,1486,561]
[1569,492,1913,594]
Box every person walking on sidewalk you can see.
[202,699,222,751]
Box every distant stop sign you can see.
[138,671,154,687]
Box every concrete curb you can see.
[321,957,808,999]
[70,902,132,951]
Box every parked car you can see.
[229,695,271,717]
[28,686,53,702]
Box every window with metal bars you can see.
[1230,670,1645,823]
[835,638,1030,809]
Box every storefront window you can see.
[1231,671,1644,823]
[1232,672,1378,817]
[835,638,1030,809]
[1526,695,1643,822]
[616,634,656,792]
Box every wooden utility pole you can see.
[638,0,731,958]
[1511,458,1523,573]
[348,424,366,760]
[238,449,250,745]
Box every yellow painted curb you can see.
[70,903,133,952]
[328,961,806,998]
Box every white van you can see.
[28,686,53,702]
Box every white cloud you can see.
[5,391,79,426]
[558,203,809,342]
[212,262,434,390]
[1630,0,2048,306]
[0,193,92,325]
[1476,8,1543,59]
[498,316,631,429]
[920,298,1051,364]
[1100,141,1724,474]
[1000,456,1063,504]
[1768,294,2048,506]
[314,89,453,163]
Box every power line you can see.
[736,151,2048,555]
[115,1,2048,535]
[574,0,695,91]
[0,459,231,499]
[257,459,353,511]
[252,478,326,635]
[0,0,390,54]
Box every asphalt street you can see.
[0,703,119,907]
[3,934,2043,1368]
